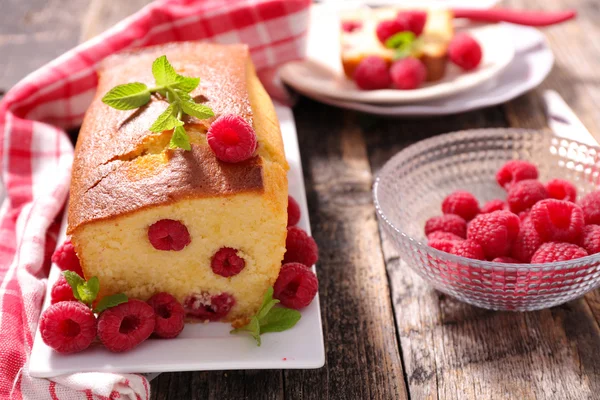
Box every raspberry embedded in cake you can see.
[148,219,191,251]
[211,247,246,277]
[184,292,236,322]
[342,21,362,33]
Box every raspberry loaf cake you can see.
[67,42,289,325]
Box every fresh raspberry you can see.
[207,114,258,163]
[518,210,530,221]
[148,219,191,251]
[341,21,362,33]
[424,214,467,238]
[274,263,318,310]
[427,231,464,241]
[530,199,584,243]
[578,190,600,225]
[467,210,520,259]
[492,257,521,263]
[448,33,483,71]
[442,190,480,221]
[428,239,456,253]
[545,179,577,202]
[147,292,185,339]
[507,179,548,214]
[183,292,235,321]
[531,242,588,263]
[211,247,245,277]
[481,199,506,214]
[97,299,155,352]
[50,274,76,304]
[353,56,391,90]
[288,195,301,226]
[582,225,600,254]
[510,217,542,263]
[496,160,538,189]
[429,238,483,260]
[51,240,83,276]
[39,301,96,354]
[389,58,426,90]
[451,240,485,260]
[376,19,409,44]
[397,10,427,36]
[283,226,319,267]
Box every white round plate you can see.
[280,4,515,105]
[295,24,553,117]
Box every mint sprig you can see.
[384,31,421,60]
[62,271,127,312]
[94,293,128,314]
[101,55,214,150]
[231,287,301,346]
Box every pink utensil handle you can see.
[452,8,576,27]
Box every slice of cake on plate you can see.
[340,7,454,82]
[68,42,289,326]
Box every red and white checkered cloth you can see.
[0,0,310,398]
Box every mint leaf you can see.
[174,90,192,102]
[260,307,301,333]
[94,293,128,313]
[393,49,412,60]
[169,125,191,151]
[256,287,280,320]
[173,76,200,93]
[229,287,304,345]
[180,101,214,120]
[102,82,151,110]
[77,276,100,306]
[102,55,213,153]
[149,103,184,132]
[152,55,179,87]
[384,31,415,50]
[63,271,85,302]
[231,317,262,346]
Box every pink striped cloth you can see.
[0,0,310,398]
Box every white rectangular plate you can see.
[29,104,325,378]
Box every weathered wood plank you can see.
[503,0,600,140]
[151,370,283,400]
[284,98,408,400]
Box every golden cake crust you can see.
[68,42,286,234]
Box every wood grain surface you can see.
[2,0,600,399]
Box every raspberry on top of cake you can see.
[68,42,289,325]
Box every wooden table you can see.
[3,0,600,399]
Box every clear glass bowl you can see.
[373,128,600,311]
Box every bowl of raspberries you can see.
[373,128,600,311]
